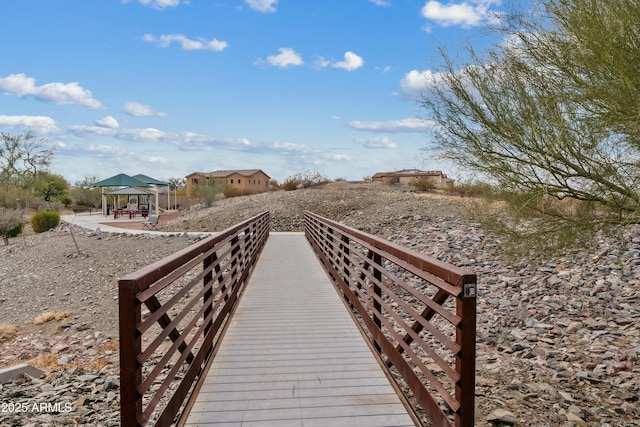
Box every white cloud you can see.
[314,52,364,71]
[123,0,185,9]
[326,153,351,161]
[127,127,168,141]
[245,0,277,13]
[348,118,427,133]
[143,33,228,51]
[263,48,304,68]
[265,141,306,152]
[76,143,131,156]
[355,136,397,149]
[312,56,331,70]
[0,73,103,109]
[68,124,253,151]
[0,115,60,135]
[123,101,167,117]
[399,69,446,99]
[96,116,120,129]
[421,0,502,28]
[332,51,364,71]
[68,125,120,137]
[69,125,169,142]
[369,0,390,6]
[145,156,169,164]
[177,132,252,150]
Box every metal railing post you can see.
[119,279,143,427]
[456,279,477,427]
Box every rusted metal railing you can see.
[119,211,270,427]
[304,211,477,427]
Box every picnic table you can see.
[113,209,149,219]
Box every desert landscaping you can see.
[1,181,639,426]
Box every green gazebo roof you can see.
[92,173,150,188]
[132,174,168,186]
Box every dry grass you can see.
[28,354,62,371]
[27,353,112,372]
[34,310,72,325]
[0,324,19,343]
[97,341,119,352]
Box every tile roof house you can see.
[371,169,454,189]
[185,169,271,196]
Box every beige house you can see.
[185,169,271,196]
[372,169,454,189]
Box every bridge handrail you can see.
[304,211,476,427]
[119,211,270,426]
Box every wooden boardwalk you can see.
[184,232,415,427]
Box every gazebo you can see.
[92,173,161,216]
[132,174,170,210]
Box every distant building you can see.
[371,169,454,189]
[185,169,271,196]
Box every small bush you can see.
[282,170,329,191]
[192,182,225,206]
[269,179,281,189]
[0,324,19,343]
[0,210,24,245]
[282,178,300,191]
[34,311,71,325]
[30,210,60,233]
[408,176,436,191]
[447,180,498,199]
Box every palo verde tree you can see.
[70,176,102,207]
[34,172,70,205]
[0,132,54,208]
[192,180,226,206]
[420,0,640,254]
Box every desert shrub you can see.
[269,179,281,190]
[0,185,30,209]
[447,180,497,198]
[282,178,301,191]
[69,186,101,207]
[0,324,19,343]
[0,209,24,245]
[408,176,436,191]
[192,181,225,206]
[30,210,60,233]
[282,170,329,191]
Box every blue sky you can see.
[0,0,525,184]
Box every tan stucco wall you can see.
[224,172,270,194]
[186,172,270,196]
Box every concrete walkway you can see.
[183,233,415,427]
[61,211,210,236]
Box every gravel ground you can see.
[1,181,639,426]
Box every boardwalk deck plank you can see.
[183,232,415,427]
